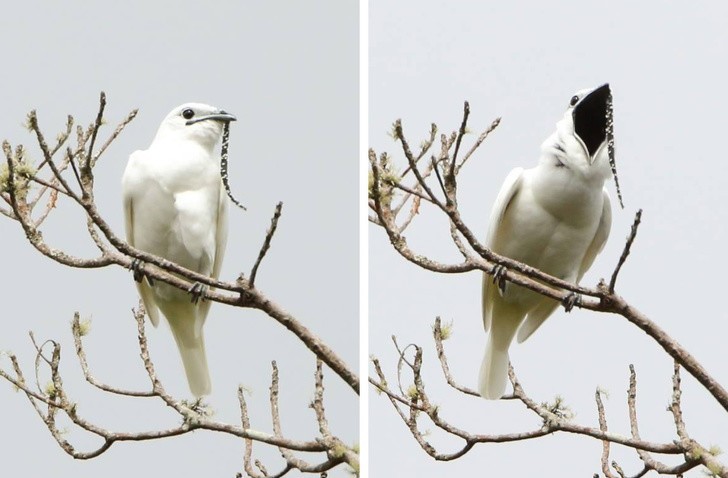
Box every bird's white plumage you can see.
[479,85,614,400]
[122,103,233,396]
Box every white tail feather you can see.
[176,339,211,397]
[162,301,211,397]
[479,301,523,400]
[478,335,510,399]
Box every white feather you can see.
[479,85,614,399]
[122,103,233,396]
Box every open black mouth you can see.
[573,83,610,157]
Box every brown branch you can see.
[596,389,619,478]
[399,122,437,178]
[370,318,701,469]
[609,209,642,293]
[266,360,350,476]
[624,364,700,477]
[370,106,728,415]
[2,308,355,475]
[432,318,480,397]
[91,103,138,167]
[83,91,106,179]
[455,116,500,174]
[445,101,469,200]
[392,120,445,209]
[249,201,283,287]
[668,363,728,477]
[72,312,155,397]
[2,96,359,474]
[239,385,266,478]
[3,101,357,394]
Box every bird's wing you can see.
[482,167,524,332]
[198,183,229,321]
[516,296,559,343]
[577,189,612,282]
[123,151,161,328]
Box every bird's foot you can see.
[492,265,507,294]
[187,398,208,414]
[130,259,153,285]
[188,282,208,304]
[562,292,582,313]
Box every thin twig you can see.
[596,389,618,478]
[432,318,479,397]
[250,202,283,287]
[447,101,470,184]
[455,117,501,174]
[609,209,642,293]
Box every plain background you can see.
[0,1,358,477]
[369,1,728,477]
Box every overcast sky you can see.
[370,1,728,476]
[3,1,728,477]
[0,1,357,477]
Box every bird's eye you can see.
[182,108,195,120]
[569,95,579,107]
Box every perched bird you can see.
[479,84,615,400]
[122,103,236,396]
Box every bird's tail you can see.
[173,331,211,397]
[478,304,522,400]
[163,303,211,397]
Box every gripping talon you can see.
[130,258,153,285]
[189,282,208,304]
[492,265,507,295]
[562,292,582,313]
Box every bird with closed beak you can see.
[480,84,617,400]
[122,103,236,397]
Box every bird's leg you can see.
[130,258,154,285]
[187,398,208,414]
[188,282,208,304]
[562,292,582,313]
[492,265,507,295]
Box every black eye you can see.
[569,95,579,107]
[182,108,195,120]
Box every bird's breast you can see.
[493,169,604,283]
[527,165,605,228]
[146,141,220,193]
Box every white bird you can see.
[122,103,235,396]
[479,84,614,400]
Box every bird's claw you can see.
[492,265,507,295]
[130,258,153,285]
[562,292,582,313]
[189,282,208,304]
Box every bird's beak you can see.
[572,83,610,163]
[186,110,237,125]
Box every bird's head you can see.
[542,83,624,206]
[543,84,612,175]
[154,103,237,148]
[569,83,611,165]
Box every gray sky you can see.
[370,1,728,476]
[0,1,358,477]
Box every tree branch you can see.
[369,103,728,475]
[1,95,359,476]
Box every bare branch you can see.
[433,318,479,397]
[370,105,728,415]
[455,116,500,174]
[609,209,642,293]
[2,101,357,393]
[596,389,619,478]
[1,98,359,476]
[249,202,283,287]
